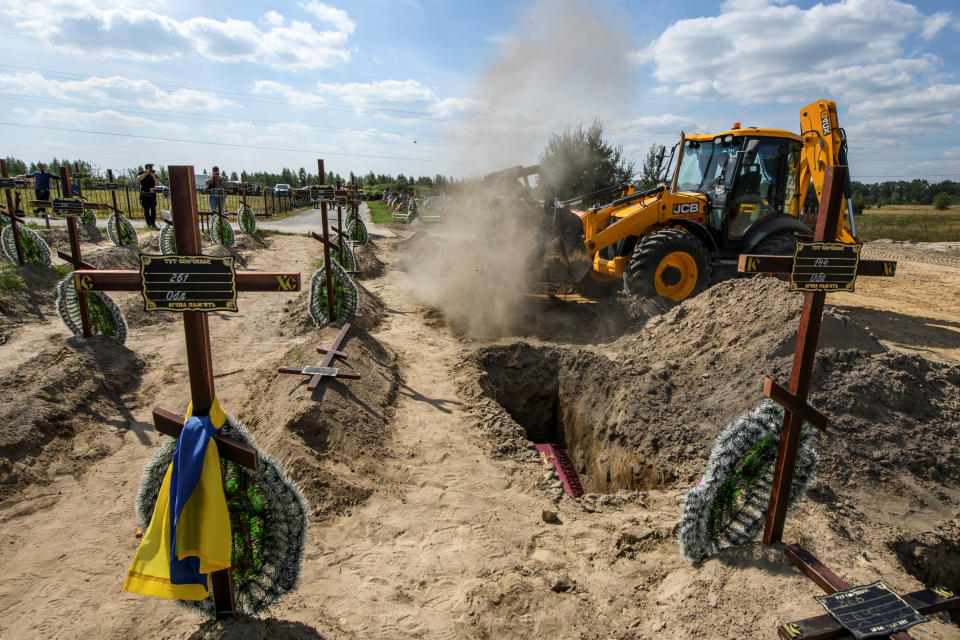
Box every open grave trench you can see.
[459,277,960,613]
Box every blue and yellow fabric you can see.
[123,398,232,600]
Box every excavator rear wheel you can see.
[752,233,798,256]
[750,233,798,281]
[623,229,710,303]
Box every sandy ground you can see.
[0,225,958,639]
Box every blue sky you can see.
[1,0,959,183]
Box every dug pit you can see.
[474,343,663,493]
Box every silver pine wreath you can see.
[238,204,257,235]
[1,224,52,266]
[676,400,818,563]
[308,260,358,326]
[135,414,310,617]
[346,218,368,245]
[106,212,138,248]
[55,274,128,344]
[209,213,236,247]
[158,223,176,255]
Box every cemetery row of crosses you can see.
[0,158,958,639]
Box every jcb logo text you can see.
[672,203,700,214]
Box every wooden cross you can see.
[0,159,26,265]
[778,544,958,640]
[316,159,337,321]
[278,321,359,391]
[54,165,96,337]
[105,169,128,245]
[737,166,898,545]
[72,165,301,618]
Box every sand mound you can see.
[354,239,384,280]
[461,277,960,499]
[0,336,144,501]
[83,244,142,269]
[239,325,399,520]
[0,263,62,327]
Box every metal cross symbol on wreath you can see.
[737,166,897,545]
[71,166,301,618]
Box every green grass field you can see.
[855,204,960,242]
[366,199,395,224]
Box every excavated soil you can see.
[0,336,144,501]
[462,278,960,498]
[1,223,959,639]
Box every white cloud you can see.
[253,78,473,121]
[262,10,284,27]
[299,1,355,34]
[251,81,328,109]
[610,114,699,138]
[0,1,355,69]
[645,0,943,104]
[920,11,952,39]
[0,71,232,111]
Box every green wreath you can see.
[80,209,97,227]
[0,214,8,229]
[676,400,818,563]
[308,259,358,326]
[107,212,138,247]
[209,213,236,247]
[346,218,368,245]
[55,274,128,343]
[2,224,51,266]
[237,204,257,235]
[158,223,176,255]
[330,241,356,272]
[135,415,309,617]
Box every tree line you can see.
[2,155,454,192]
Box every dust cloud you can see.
[403,0,637,338]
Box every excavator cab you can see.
[675,130,806,252]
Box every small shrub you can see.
[933,192,951,210]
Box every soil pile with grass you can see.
[0,336,144,501]
[239,325,399,520]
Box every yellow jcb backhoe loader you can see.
[553,99,858,303]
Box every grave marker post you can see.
[736,166,897,545]
[58,165,93,337]
[1,159,26,265]
[107,169,125,245]
[73,165,301,618]
[317,159,336,321]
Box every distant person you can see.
[18,162,59,214]
[137,164,160,228]
[205,166,226,215]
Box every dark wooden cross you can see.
[737,166,898,545]
[0,159,27,265]
[53,165,96,337]
[278,321,360,391]
[105,169,128,246]
[778,544,958,640]
[72,165,301,618]
[314,159,338,321]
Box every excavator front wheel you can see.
[624,229,710,303]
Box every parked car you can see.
[274,183,292,196]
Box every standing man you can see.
[18,162,59,215]
[205,166,226,215]
[137,164,160,228]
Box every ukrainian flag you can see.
[123,399,232,600]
